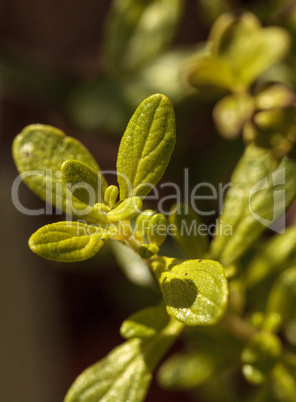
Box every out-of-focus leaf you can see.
[247,226,296,287]
[213,94,254,139]
[242,332,282,385]
[111,241,154,287]
[198,0,231,26]
[267,267,296,325]
[157,350,216,390]
[117,93,176,199]
[29,221,108,262]
[271,363,296,402]
[104,0,183,74]
[120,304,170,339]
[187,55,234,96]
[255,84,295,110]
[210,145,296,266]
[169,203,208,259]
[65,318,183,402]
[61,159,107,206]
[151,257,228,326]
[12,124,107,225]
[211,13,291,89]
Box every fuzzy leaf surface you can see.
[152,257,228,326]
[12,124,106,225]
[61,159,107,206]
[29,221,108,262]
[120,305,170,339]
[117,93,176,199]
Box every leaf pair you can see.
[188,12,291,95]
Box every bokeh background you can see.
[1,0,289,401]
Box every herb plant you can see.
[11,7,296,402]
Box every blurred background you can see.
[2,0,296,401]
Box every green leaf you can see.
[241,332,282,385]
[107,196,142,222]
[169,203,208,259]
[211,12,291,89]
[157,350,216,390]
[187,54,234,96]
[213,94,254,139]
[104,0,183,74]
[151,257,228,326]
[271,363,296,402]
[61,159,107,206]
[117,93,176,199]
[65,318,183,402]
[267,267,296,325]
[120,304,170,339]
[147,213,168,246]
[247,226,296,287]
[210,145,296,266]
[29,221,108,262]
[12,124,107,225]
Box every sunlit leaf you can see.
[107,197,142,222]
[120,304,170,339]
[117,93,176,199]
[29,221,108,262]
[61,159,107,206]
[151,257,228,326]
[12,124,107,225]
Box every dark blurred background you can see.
[0,1,247,401]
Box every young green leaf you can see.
[147,213,168,247]
[210,145,296,266]
[107,196,142,222]
[151,257,228,326]
[157,350,216,390]
[61,159,107,206]
[169,203,208,259]
[117,93,176,199]
[120,304,170,339]
[267,267,296,325]
[29,221,108,262]
[65,318,183,402]
[104,0,183,74]
[12,124,106,225]
[241,333,282,385]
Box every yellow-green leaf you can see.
[117,93,176,199]
[120,304,170,339]
[29,221,108,262]
[151,257,228,326]
[107,196,142,222]
[61,159,107,206]
[12,124,106,225]
[65,318,183,402]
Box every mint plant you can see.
[12,88,296,401]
